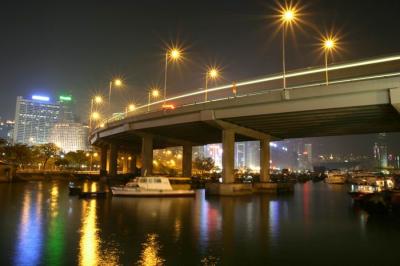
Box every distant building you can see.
[235,142,246,168]
[13,96,60,145]
[48,123,89,152]
[0,120,14,143]
[374,133,388,168]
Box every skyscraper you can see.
[0,119,14,143]
[374,133,388,168]
[13,96,60,144]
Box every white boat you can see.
[111,176,196,197]
[325,171,346,184]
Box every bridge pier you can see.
[206,129,253,196]
[141,135,153,176]
[100,146,108,176]
[182,144,192,177]
[108,143,118,177]
[122,154,129,174]
[129,154,137,174]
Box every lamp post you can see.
[148,88,160,112]
[204,67,220,101]
[86,151,98,171]
[323,37,336,85]
[108,79,123,105]
[280,7,297,91]
[89,96,102,132]
[164,48,182,103]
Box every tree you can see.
[34,143,60,170]
[193,156,215,175]
[65,150,89,169]
[3,144,33,168]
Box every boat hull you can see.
[111,187,196,197]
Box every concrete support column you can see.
[260,137,271,182]
[141,135,153,176]
[122,154,128,174]
[100,146,108,176]
[222,129,235,183]
[182,144,192,177]
[129,155,137,174]
[109,143,118,176]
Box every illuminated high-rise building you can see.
[374,133,388,168]
[13,96,60,144]
[48,123,89,152]
[0,119,14,143]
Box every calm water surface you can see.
[0,181,399,265]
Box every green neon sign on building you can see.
[59,95,72,102]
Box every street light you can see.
[108,78,123,104]
[148,87,160,111]
[204,67,220,101]
[322,37,337,85]
[91,112,100,120]
[89,95,103,131]
[279,6,298,91]
[164,47,182,102]
[125,103,136,115]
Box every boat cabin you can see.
[137,177,173,191]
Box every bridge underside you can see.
[95,103,400,150]
[223,104,400,139]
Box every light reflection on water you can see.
[15,184,43,266]
[79,198,120,266]
[1,181,399,265]
[137,233,165,266]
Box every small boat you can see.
[325,170,346,184]
[111,176,196,197]
[68,182,82,195]
[348,178,395,201]
[348,184,380,201]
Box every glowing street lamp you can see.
[108,78,123,104]
[322,37,337,85]
[91,112,100,120]
[204,67,220,101]
[164,47,182,102]
[279,6,298,91]
[148,88,160,111]
[125,103,136,115]
[89,95,103,131]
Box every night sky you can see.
[1,0,400,154]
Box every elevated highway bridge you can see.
[90,54,400,195]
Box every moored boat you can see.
[111,176,196,197]
[325,170,346,184]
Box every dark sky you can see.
[0,0,399,154]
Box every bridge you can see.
[90,54,400,195]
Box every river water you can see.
[0,181,399,266]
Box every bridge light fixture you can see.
[148,87,161,112]
[205,66,221,101]
[128,104,136,112]
[91,112,100,120]
[151,89,160,98]
[109,78,124,104]
[94,95,103,104]
[90,95,104,132]
[281,8,296,24]
[164,45,184,103]
[322,36,338,85]
[169,48,182,61]
[278,3,300,93]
